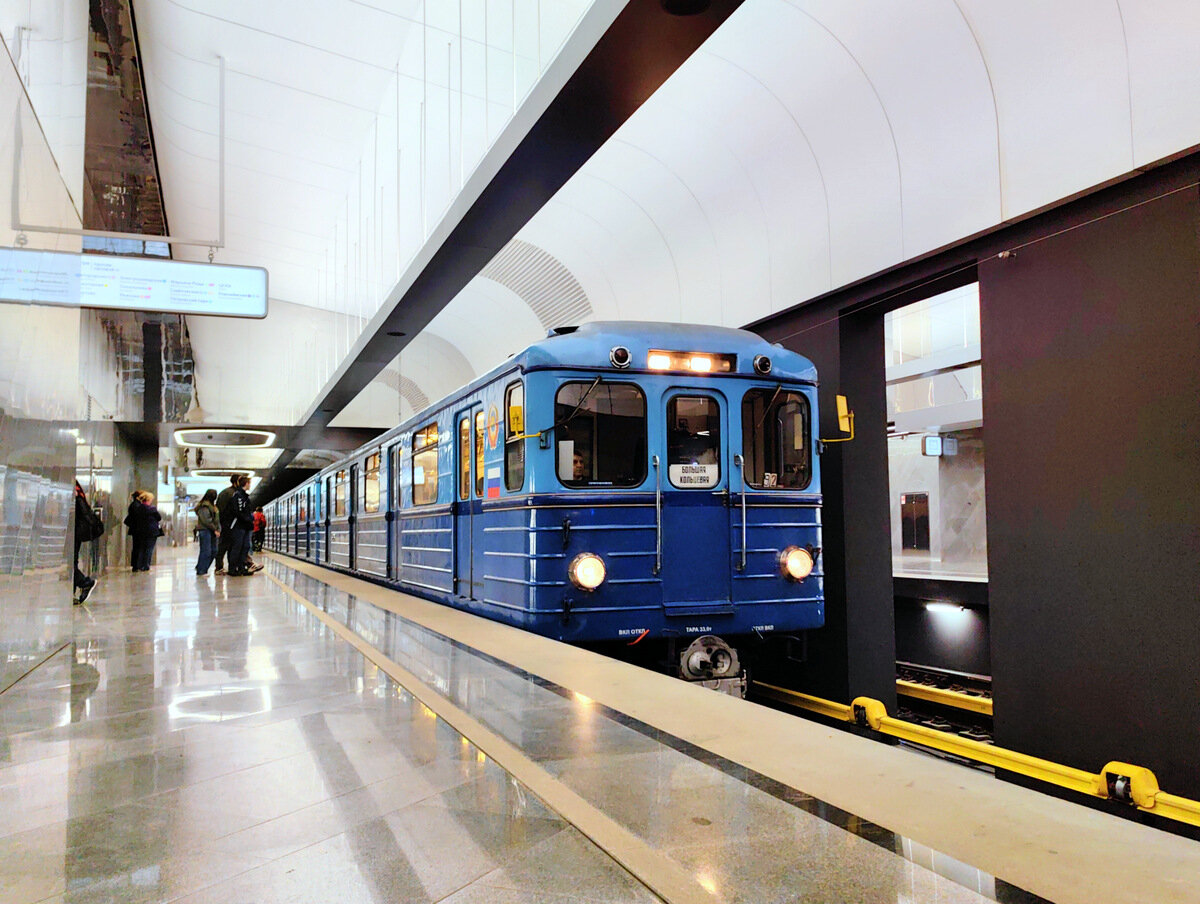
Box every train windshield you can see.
[741,389,811,490]
[556,382,646,487]
[667,395,721,489]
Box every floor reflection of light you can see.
[697,873,719,895]
[573,692,593,705]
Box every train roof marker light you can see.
[646,349,735,373]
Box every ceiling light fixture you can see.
[173,428,276,448]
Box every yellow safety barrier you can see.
[895,678,994,716]
[752,680,1200,829]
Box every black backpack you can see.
[76,496,104,542]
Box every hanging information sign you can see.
[0,247,268,318]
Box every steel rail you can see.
[895,678,994,716]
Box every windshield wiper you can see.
[524,375,603,447]
[561,376,602,427]
[755,384,783,430]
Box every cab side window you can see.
[413,422,439,505]
[504,382,525,492]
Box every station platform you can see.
[2,546,1197,904]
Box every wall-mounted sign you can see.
[0,247,267,318]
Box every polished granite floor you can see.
[0,545,1039,904]
[0,548,659,904]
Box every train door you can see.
[303,486,312,558]
[658,392,733,612]
[324,475,333,564]
[387,445,399,580]
[453,406,484,598]
[348,464,358,570]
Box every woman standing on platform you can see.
[193,489,220,575]
[125,491,162,572]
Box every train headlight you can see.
[568,552,606,591]
[780,546,814,581]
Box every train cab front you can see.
[521,324,825,697]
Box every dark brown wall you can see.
[979,185,1200,796]
[751,151,1200,811]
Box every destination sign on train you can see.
[0,247,268,318]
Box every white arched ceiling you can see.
[136,0,1200,433]
[330,329,475,429]
[434,0,1200,355]
[134,0,601,431]
[424,278,546,373]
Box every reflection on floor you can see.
[893,553,988,582]
[0,548,654,904]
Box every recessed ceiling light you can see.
[173,428,276,448]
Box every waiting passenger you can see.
[73,481,103,603]
[193,489,220,576]
[125,491,161,572]
[214,475,241,575]
[252,506,266,551]
[228,476,261,576]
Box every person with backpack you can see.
[227,475,259,576]
[73,481,104,603]
[213,475,241,575]
[193,489,220,575]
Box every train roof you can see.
[297,322,818,482]
[519,321,818,383]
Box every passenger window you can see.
[458,418,470,501]
[412,422,439,505]
[334,469,347,516]
[555,381,647,488]
[741,389,811,489]
[504,382,525,492]
[364,452,381,513]
[474,409,486,498]
[667,396,721,489]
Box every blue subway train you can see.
[265,322,824,694]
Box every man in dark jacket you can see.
[213,475,241,574]
[228,475,260,576]
[73,481,102,603]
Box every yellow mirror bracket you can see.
[820,395,855,445]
